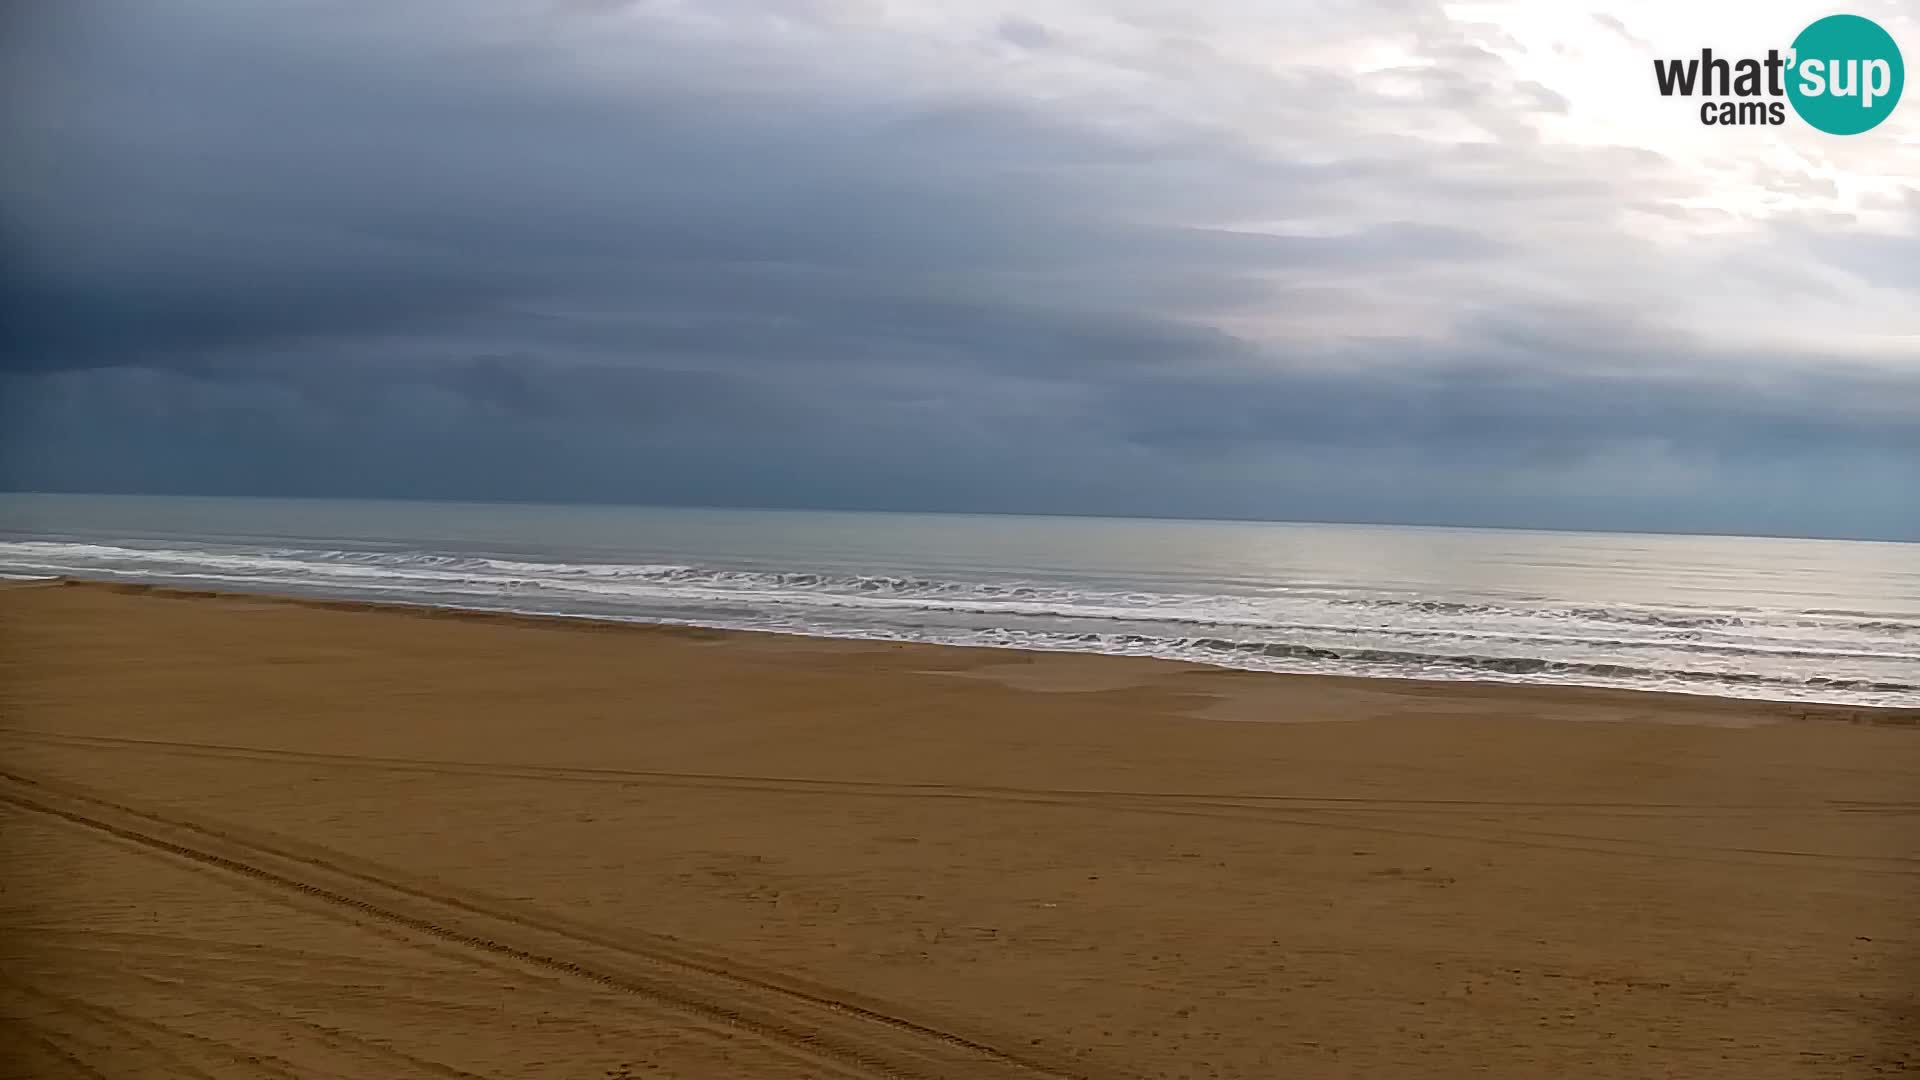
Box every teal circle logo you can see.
[1787,15,1904,134]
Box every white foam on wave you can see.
[3,539,1916,708]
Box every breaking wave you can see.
[3,538,1916,708]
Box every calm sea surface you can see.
[3,494,1917,707]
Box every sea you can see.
[2,493,1917,708]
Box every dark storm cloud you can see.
[2,0,1917,538]
[4,3,1385,368]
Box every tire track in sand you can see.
[5,728,1916,873]
[12,726,1917,814]
[0,769,1107,1080]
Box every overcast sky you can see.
[3,0,1916,539]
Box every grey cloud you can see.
[2,0,1917,539]
[1591,12,1651,51]
[996,16,1062,51]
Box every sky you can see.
[2,0,1917,539]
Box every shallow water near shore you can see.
[3,492,1918,707]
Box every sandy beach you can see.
[1,579,1916,1078]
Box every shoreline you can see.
[29,574,1920,726]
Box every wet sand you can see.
[1,579,1916,1078]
